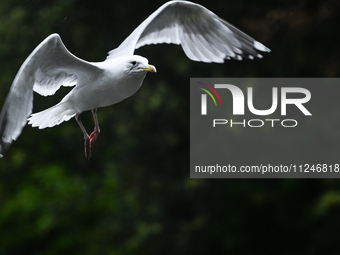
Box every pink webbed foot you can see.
[75,109,101,159]
[89,130,100,148]
[84,136,91,159]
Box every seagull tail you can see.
[28,102,77,129]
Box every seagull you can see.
[0,0,270,159]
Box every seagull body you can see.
[28,55,154,129]
[0,0,270,158]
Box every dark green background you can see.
[0,0,339,254]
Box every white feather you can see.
[0,1,270,157]
[108,1,270,61]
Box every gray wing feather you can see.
[107,0,270,62]
[0,33,100,157]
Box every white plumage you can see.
[0,0,270,158]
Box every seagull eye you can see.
[131,61,137,66]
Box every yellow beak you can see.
[141,64,157,73]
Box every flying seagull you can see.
[0,0,270,159]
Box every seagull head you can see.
[104,55,157,100]
[123,55,156,75]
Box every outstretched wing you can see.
[0,33,101,157]
[107,0,270,62]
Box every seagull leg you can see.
[75,113,91,159]
[89,108,100,148]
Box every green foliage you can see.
[0,0,340,254]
